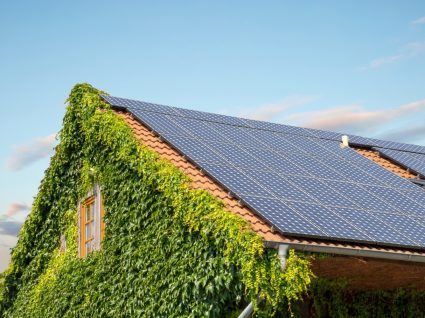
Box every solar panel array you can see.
[102,95,425,249]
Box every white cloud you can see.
[363,41,425,70]
[6,133,57,171]
[286,99,425,137]
[0,220,23,237]
[3,202,31,218]
[369,55,402,68]
[411,16,425,25]
[0,235,18,272]
[378,125,425,143]
[241,96,317,121]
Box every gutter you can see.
[237,244,289,318]
[264,240,425,263]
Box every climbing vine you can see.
[0,83,313,317]
[306,278,425,318]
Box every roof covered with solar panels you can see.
[102,94,425,251]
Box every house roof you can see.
[102,95,425,254]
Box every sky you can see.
[1,1,425,271]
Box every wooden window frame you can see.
[79,185,105,258]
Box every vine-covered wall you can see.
[306,279,425,318]
[0,84,312,317]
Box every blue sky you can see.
[1,1,425,270]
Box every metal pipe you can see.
[278,244,289,270]
[237,302,254,318]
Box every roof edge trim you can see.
[264,240,425,263]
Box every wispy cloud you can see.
[286,99,425,137]
[0,238,18,272]
[363,41,425,70]
[0,220,23,237]
[0,202,28,272]
[411,16,425,25]
[378,125,425,143]
[369,55,402,68]
[3,202,31,219]
[241,96,317,121]
[6,133,57,171]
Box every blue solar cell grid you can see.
[103,94,425,249]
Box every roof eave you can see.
[264,240,425,263]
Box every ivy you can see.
[0,83,313,317]
[307,278,425,318]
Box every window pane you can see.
[86,242,91,254]
[86,203,95,222]
[90,222,94,239]
[85,223,91,239]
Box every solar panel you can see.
[240,147,304,175]
[289,176,357,208]
[362,185,425,215]
[250,130,305,154]
[170,117,225,142]
[161,135,228,165]
[329,207,419,247]
[207,123,267,148]
[376,148,425,177]
[287,201,373,241]
[288,155,345,180]
[325,180,398,212]
[198,163,273,197]
[130,109,190,137]
[248,170,315,202]
[242,196,327,237]
[104,95,425,249]
[375,213,425,246]
[202,141,270,170]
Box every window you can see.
[79,185,105,257]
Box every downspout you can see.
[237,244,289,318]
